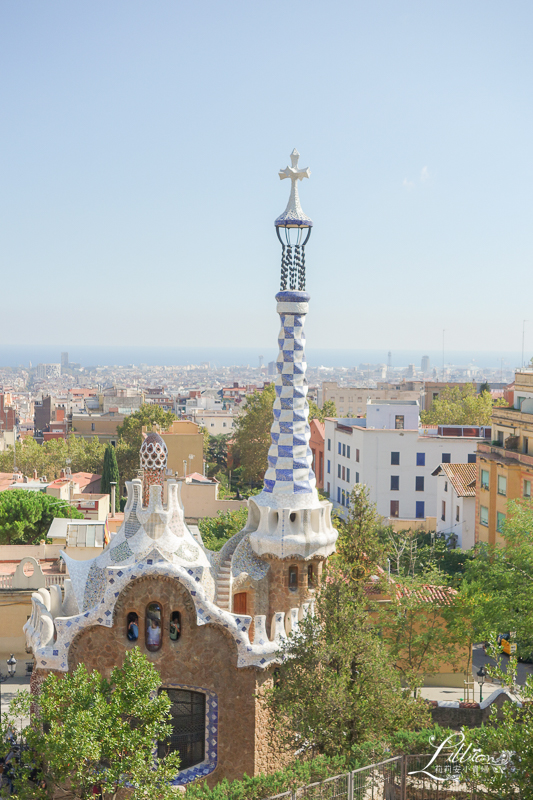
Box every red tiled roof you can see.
[394,583,457,605]
[432,463,476,497]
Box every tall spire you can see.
[248,150,337,559]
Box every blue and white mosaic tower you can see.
[248,151,338,560]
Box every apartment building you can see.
[319,381,423,416]
[476,369,533,546]
[324,400,487,527]
[433,463,476,549]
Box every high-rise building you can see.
[36,363,61,380]
[61,352,69,368]
[421,355,430,373]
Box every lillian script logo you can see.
[408,732,512,782]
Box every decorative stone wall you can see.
[265,557,322,621]
[67,575,280,787]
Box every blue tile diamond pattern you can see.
[263,291,316,498]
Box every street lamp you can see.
[0,654,17,719]
[477,666,486,703]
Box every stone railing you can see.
[0,573,66,591]
[0,574,13,590]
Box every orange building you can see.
[476,369,533,546]
[309,419,325,490]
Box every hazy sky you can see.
[2,2,533,355]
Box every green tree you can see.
[378,571,463,696]
[308,399,337,423]
[0,490,83,545]
[2,648,180,800]
[115,405,176,484]
[460,637,533,798]
[117,405,177,450]
[101,444,120,511]
[207,434,230,473]
[458,500,533,660]
[334,484,387,583]
[264,567,429,757]
[0,434,106,481]
[198,506,248,551]
[232,384,275,483]
[420,384,506,426]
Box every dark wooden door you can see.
[233,592,247,614]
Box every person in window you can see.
[127,614,139,641]
[169,613,181,641]
[147,618,161,648]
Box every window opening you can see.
[146,602,162,651]
[170,611,181,642]
[288,566,298,591]
[158,689,206,769]
[127,612,139,642]
[307,563,315,588]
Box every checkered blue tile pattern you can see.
[263,291,316,497]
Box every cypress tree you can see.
[101,444,120,511]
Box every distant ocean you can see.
[0,345,525,371]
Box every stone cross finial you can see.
[278,148,311,184]
[275,149,313,228]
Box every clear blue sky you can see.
[1,2,532,355]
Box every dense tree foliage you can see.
[206,434,230,477]
[198,506,248,551]
[0,435,106,480]
[116,405,177,449]
[0,489,84,545]
[115,405,177,483]
[1,648,180,800]
[420,384,506,426]
[265,566,430,756]
[232,384,275,482]
[308,398,337,423]
[457,500,533,660]
[265,485,430,756]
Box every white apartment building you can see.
[324,401,488,526]
[433,463,476,549]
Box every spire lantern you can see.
[275,149,312,292]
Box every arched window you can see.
[307,563,315,588]
[145,602,162,651]
[158,689,206,769]
[169,611,181,642]
[288,566,298,591]
[127,611,139,641]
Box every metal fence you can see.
[266,755,485,800]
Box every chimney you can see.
[33,469,38,481]
[60,469,66,479]
[110,482,116,518]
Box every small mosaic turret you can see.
[140,430,168,507]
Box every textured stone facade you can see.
[67,575,279,786]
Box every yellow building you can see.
[476,369,533,546]
[144,420,204,478]
[71,412,125,445]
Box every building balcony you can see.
[478,442,533,469]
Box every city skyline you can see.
[2,2,533,353]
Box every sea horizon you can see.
[0,345,526,372]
